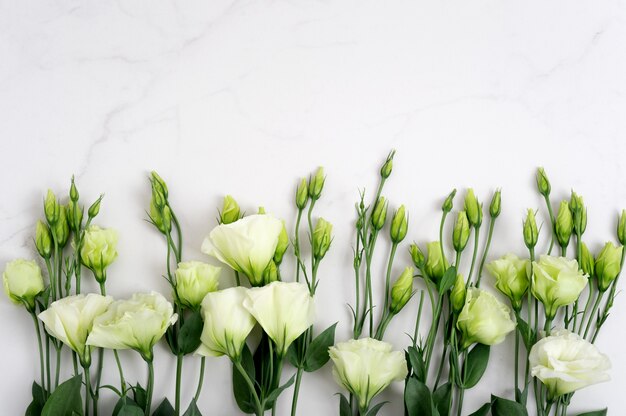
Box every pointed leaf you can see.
[338,394,351,416]
[462,344,490,388]
[404,377,432,416]
[132,383,147,411]
[468,403,490,416]
[177,310,204,355]
[438,267,457,293]
[365,401,388,416]
[576,410,607,416]
[26,381,46,416]
[491,395,528,416]
[151,398,175,416]
[182,399,202,416]
[304,323,337,372]
[232,345,256,414]
[265,375,296,405]
[433,382,452,416]
[41,375,83,416]
[406,347,426,382]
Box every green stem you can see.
[514,328,519,396]
[577,281,595,334]
[365,232,379,336]
[234,360,264,416]
[543,195,556,256]
[145,359,154,416]
[294,208,304,283]
[424,295,444,371]
[439,211,448,261]
[175,354,183,416]
[382,243,398,315]
[55,342,62,387]
[271,356,285,415]
[466,226,480,285]
[234,271,241,286]
[194,357,206,402]
[457,349,468,416]
[412,291,425,345]
[113,350,126,393]
[476,217,496,287]
[45,334,51,397]
[583,292,604,339]
[170,209,183,262]
[84,366,92,416]
[31,312,46,395]
[290,367,304,416]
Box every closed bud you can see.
[390,205,408,243]
[150,171,168,199]
[595,242,623,292]
[44,190,60,225]
[273,221,289,265]
[617,210,626,245]
[70,177,79,202]
[67,201,83,232]
[424,241,449,282]
[308,167,325,200]
[556,200,573,248]
[464,189,482,227]
[523,209,539,249]
[580,242,594,278]
[453,211,471,252]
[295,178,309,210]
[35,221,52,259]
[489,189,502,218]
[536,167,551,197]
[450,273,466,314]
[312,218,333,259]
[390,267,414,314]
[263,260,279,285]
[380,150,395,179]
[442,189,457,213]
[150,201,172,234]
[257,206,266,215]
[54,206,70,248]
[409,243,425,269]
[88,195,103,219]
[569,191,587,235]
[370,197,388,231]
[220,195,240,224]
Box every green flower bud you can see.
[579,242,594,278]
[370,197,388,231]
[88,195,103,219]
[523,209,539,249]
[595,242,623,292]
[308,167,325,200]
[424,241,449,282]
[312,218,333,259]
[464,189,482,227]
[380,150,395,179]
[390,267,414,314]
[273,221,289,265]
[617,210,626,245]
[556,200,573,248]
[569,191,587,235]
[453,211,471,252]
[263,260,278,285]
[450,273,466,314]
[150,201,172,234]
[35,220,52,259]
[70,176,79,202]
[489,189,502,219]
[80,225,119,283]
[257,206,266,215]
[442,189,457,213]
[409,243,425,269]
[67,201,83,232]
[151,171,168,199]
[487,254,530,312]
[296,178,309,210]
[44,190,60,225]
[220,195,240,225]
[54,206,70,248]
[536,167,551,197]
[390,205,408,243]
[3,259,45,311]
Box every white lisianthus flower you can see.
[3,259,45,310]
[196,287,255,360]
[38,294,113,366]
[530,329,610,398]
[457,288,516,349]
[201,214,283,286]
[329,338,407,411]
[243,281,315,356]
[87,292,177,361]
[532,256,587,319]
[175,261,221,309]
[486,253,530,311]
[80,225,119,283]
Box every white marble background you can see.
[2,0,626,414]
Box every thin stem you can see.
[457,349,468,416]
[577,281,595,334]
[31,312,46,395]
[439,211,448,261]
[84,366,92,416]
[382,243,398,315]
[271,356,285,415]
[424,295,444,371]
[169,208,183,262]
[543,194,556,255]
[476,217,496,287]
[412,291,425,345]
[234,360,263,416]
[55,342,62,387]
[290,367,304,416]
[365,232,379,336]
[234,271,241,286]
[514,329,519,395]
[175,354,183,416]
[194,357,206,402]
[45,333,51,397]
[583,292,604,339]
[113,350,126,393]
[294,208,304,283]
[466,226,480,284]
[145,359,154,416]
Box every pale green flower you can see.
[220,195,240,225]
[3,259,45,310]
[457,288,516,349]
[532,256,587,319]
[450,273,466,313]
[595,242,623,292]
[390,267,414,314]
[487,253,530,311]
[312,218,332,260]
[424,241,449,282]
[80,225,118,283]
[175,261,221,309]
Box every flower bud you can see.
[263,260,278,284]
[487,254,530,311]
[257,206,266,215]
[3,259,45,311]
[151,171,168,199]
[174,261,221,309]
[380,150,395,179]
[536,167,551,197]
[69,177,79,202]
[273,221,289,265]
[595,242,623,292]
[35,220,53,259]
[579,242,594,278]
[617,210,626,245]
[88,195,103,219]
[442,189,457,213]
[390,267,414,314]
[489,189,502,219]
[149,200,172,234]
[312,218,333,260]
[523,209,539,249]
[556,200,573,248]
[67,201,83,232]
[220,195,240,225]
[80,225,119,283]
[424,241,449,282]
[390,205,408,243]
[464,189,482,227]
[54,206,70,248]
[569,191,587,235]
[44,190,60,225]
[453,211,470,252]
[450,273,466,314]
[308,167,325,200]
[295,178,309,210]
[409,243,425,269]
[370,197,388,231]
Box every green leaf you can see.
[406,347,426,382]
[338,394,351,416]
[468,403,490,416]
[132,383,147,411]
[462,344,490,388]
[151,398,175,416]
[576,410,607,416]
[438,267,457,293]
[491,395,528,416]
[265,375,296,405]
[41,375,83,416]
[515,386,528,405]
[285,341,300,368]
[232,344,256,414]
[26,381,47,416]
[433,382,452,416]
[365,401,388,416]
[516,316,535,350]
[177,310,204,355]
[304,323,337,372]
[404,377,432,416]
[182,399,202,416]
[113,396,143,416]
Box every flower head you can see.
[457,288,516,349]
[595,242,623,292]
[80,225,118,283]
[532,256,587,319]
[424,241,449,282]
[174,261,221,309]
[486,253,530,311]
[3,259,44,311]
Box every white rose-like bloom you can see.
[532,256,587,319]
[329,338,407,410]
[243,281,315,356]
[457,288,516,349]
[175,261,221,309]
[80,225,119,283]
[530,329,610,398]
[201,214,283,286]
[3,259,45,310]
[38,294,113,366]
[196,287,255,360]
[87,292,177,361]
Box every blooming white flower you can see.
[532,256,587,319]
[80,225,119,282]
[243,281,314,356]
[201,214,283,286]
[457,288,516,349]
[196,287,255,360]
[530,329,610,398]
[3,259,45,310]
[86,292,177,361]
[329,338,407,410]
[487,253,530,310]
[175,261,221,309]
[38,294,113,366]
